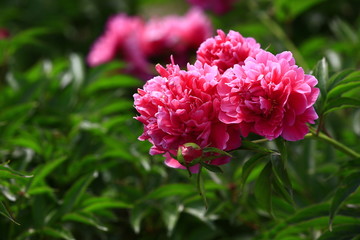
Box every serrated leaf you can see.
[254,161,273,214]
[327,81,360,100]
[29,156,67,188]
[62,212,108,231]
[324,97,360,114]
[329,172,360,230]
[319,224,360,240]
[241,152,268,185]
[0,165,33,180]
[0,201,20,225]
[85,75,142,94]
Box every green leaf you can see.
[254,161,273,214]
[40,227,75,240]
[82,200,132,212]
[327,81,360,100]
[145,184,195,200]
[0,165,33,180]
[161,203,182,236]
[239,140,274,153]
[329,172,360,230]
[57,172,97,217]
[9,137,42,154]
[0,201,20,225]
[29,156,67,188]
[200,162,223,173]
[197,167,208,209]
[0,102,37,121]
[62,212,108,231]
[324,97,360,114]
[203,147,232,157]
[319,224,360,240]
[100,100,134,115]
[85,75,142,94]
[313,57,329,96]
[327,69,355,90]
[130,202,149,234]
[270,154,293,202]
[241,152,268,185]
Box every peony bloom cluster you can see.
[87,8,212,80]
[187,0,236,15]
[134,61,241,173]
[134,30,319,172]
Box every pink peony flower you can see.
[134,60,241,172]
[87,14,151,79]
[197,30,261,73]
[217,50,319,141]
[142,8,212,65]
[187,0,236,15]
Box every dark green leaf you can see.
[29,156,67,188]
[197,167,208,209]
[201,162,223,173]
[62,212,108,231]
[329,172,360,230]
[313,57,329,95]
[327,81,360,100]
[203,147,232,157]
[85,75,142,94]
[145,184,195,200]
[324,97,360,114]
[40,227,75,240]
[254,161,273,214]
[0,201,20,225]
[241,152,268,185]
[319,224,360,240]
[239,140,274,153]
[56,172,97,217]
[0,165,33,180]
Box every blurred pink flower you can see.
[0,28,9,39]
[134,61,241,172]
[87,14,151,79]
[87,9,212,80]
[197,30,261,73]
[187,0,236,15]
[218,50,319,141]
[142,8,212,65]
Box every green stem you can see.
[309,128,360,158]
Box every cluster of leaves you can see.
[0,0,360,239]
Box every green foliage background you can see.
[0,0,359,239]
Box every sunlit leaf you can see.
[0,165,33,180]
[241,152,268,185]
[62,212,108,231]
[327,81,360,100]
